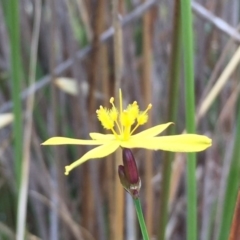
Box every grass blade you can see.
[180,0,197,239]
[8,0,23,190]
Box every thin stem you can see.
[8,0,23,191]
[133,198,150,240]
[16,1,42,239]
[180,0,197,240]
[112,0,123,93]
[112,1,124,239]
[49,0,59,239]
[158,0,181,239]
[142,2,153,233]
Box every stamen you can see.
[114,118,121,135]
[110,97,116,110]
[119,89,123,133]
[138,104,152,120]
[109,96,121,134]
[127,102,139,120]
[110,108,118,121]
[119,89,123,114]
[96,106,114,129]
[111,128,120,140]
[96,90,152,139]
[110,97,114,104]
[130,124,140,135]
[130,103,152,135]
[123,126,131,140]
[146,104,152,112]
[123,110,135,127]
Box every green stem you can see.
[133,198,150,240]
[8,0,23,190]
[180,0,197,240]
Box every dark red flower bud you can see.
[118,165,130,190]
[122,148,139,185]
[118,148,141,199]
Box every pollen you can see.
[121,110,135,127]
[137,104,152,125]
[127,101,139,119]
[109,97,119,122]
[137,113,148,125]
[110,107,118,121]
[96,106,114,129]
[96,90,152,137]
[120,102,139,127]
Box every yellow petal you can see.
[65,141,120,175]
[42,137,108,145]
[121,134,212,152]
[89,133,115,140]
[132,122,174,138]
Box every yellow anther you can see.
[96,106,114,129]
[127,102,139,120]
[121,111,128,126]
[136,104,152,125]
[121,110,135,127]
[137,113,148,125]
[96,91,153,139]
[110,107,118,121]
[110,97,114,104]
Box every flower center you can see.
[96,89,152,140]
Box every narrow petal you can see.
[65,141,120,175]
[89,132,115,140]
[42,137,108,145]
[132,122,174,138]
[121,134,212,152]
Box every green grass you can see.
[180,0,197,239]
[7,0,23,192]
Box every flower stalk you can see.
[134,198,150,240]
[118,148,149,240]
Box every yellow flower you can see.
[42,89,212,175]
